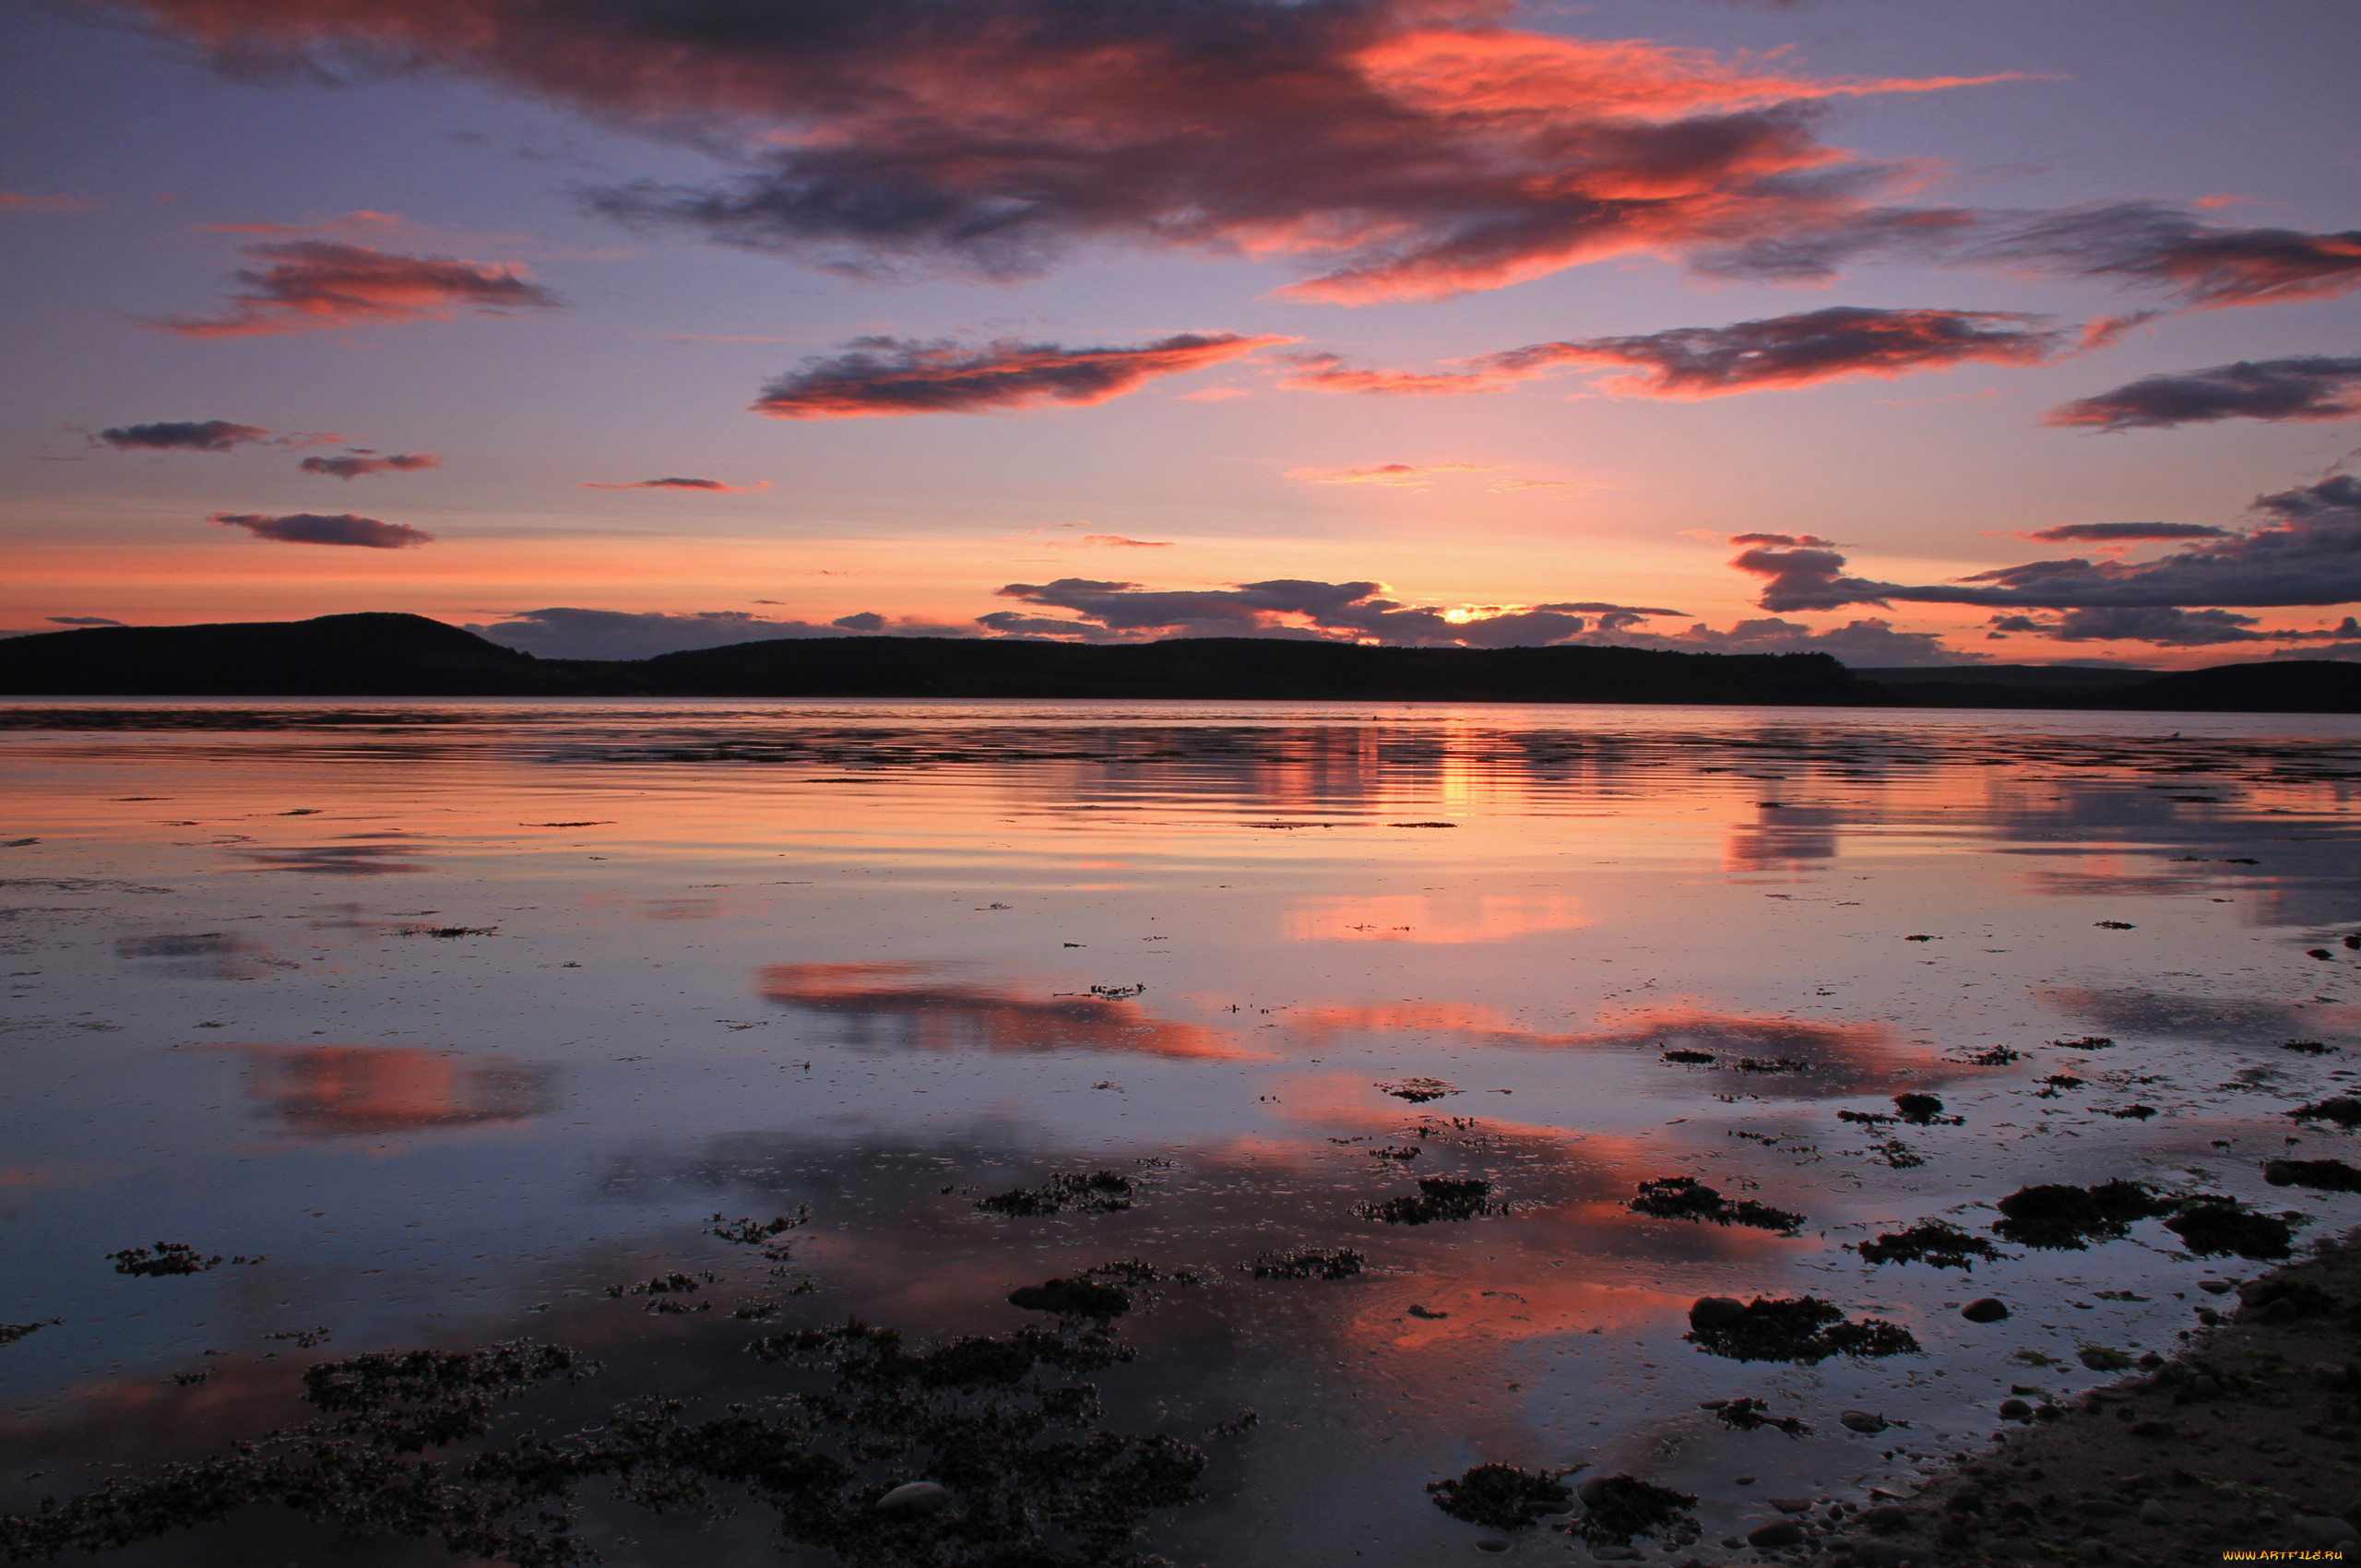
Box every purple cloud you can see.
[209,512,434,548]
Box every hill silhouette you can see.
[0,613,2355,711]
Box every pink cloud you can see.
[300,451,443,480]
[753,332,1291,418]
[147,238,561,339]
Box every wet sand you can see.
[1809,1227,2361,1567]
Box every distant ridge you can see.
[1,613,2356,712]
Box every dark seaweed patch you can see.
[1681,1297,1920,1364]
[2165,1201,2295,1261]
[1250,1249,1364,1280]
[1892,1093,1959,1126]
[1627,1177,1803,1235]
[105,1241,261,1277]
[1567,1475,1698,1546]
[1948,1045,2023,1066]
[1709,1397,1809,1437]
[1359,1176,1502,1226]
[1733,1056,1809,1074]
[398,925,498,938]
[1376,1077,1458,1103]
[605,1271,715,1298]
[2052,1035,2118,1051]
[706,1206,809,1245]
[1868,1137,1925,1170]
[2290,1098,2361,1129]
[1660,1050,1717,1065]
[1007,1279,1133,1318]
[1852,1220,2008,1271]
[1425,1464,1572,1530]
[2265,1158,2361,1192]
[976,1171,1134,1217]
[1990,1182,2174,1251]
[0,1319,61,1347]
[2038,1074,2086,1096]
[2283,1039,2338,1056]
[3,1322,1211,1568]
[2111,1104,2159,1120]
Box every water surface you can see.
[5,698,2361,1564]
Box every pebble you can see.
[1769,1496,1812,1513]
[2296,1515,2356,1547]
[2138,1498,2168,1525]
[1960,1297,2009,1323]
[1576,1476,1616,1508]
[1588,1546,1640,1562]
[875,1480,954,1515]
[1859,1504,1911,1533]
[1688,1296,1748,1330]
[1997,1398,2033,1422]
[1840,1410,1889,1433]
[1474,1540,1510,1554]
[1745,1519,1805,1548]
[2199,1279,2236,1295]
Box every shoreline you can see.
[1723,1231,2361,1567]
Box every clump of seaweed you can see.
[2037,1074,2085,1096]
[1947,1045,2022,1066]
[1708,1397,1809,1437]
[1567,1475,1698,1546]
[605,1271,714,1298]
[2289,1098,2361,1129]
[2051,1035,2117,1051]
[975,1171,1134,1217]
[1627,1177,1803,1236]
[2282,1039,2338,1056]
[1359,1176,1502,1226]
[1660,1050,1717,1066]
[0,1322,1216,1568]
[1868,1137,1926,1170]
[1682,1297,1920,1364]
[1852,1220,2008,1271]
[2265,1158,2361,1192]
[707,1206,809,1245]
[2165,1200,2295,1261]
[1990,1181,2174,1250]
[1733,1056,1809,1074]
[1007,1278,1133,1318]
[1250,1249,1364,1280]
[1892,1093,1959,1126]
[105,1242,261,1277]
[1425,1464,1572,1529]
[0,1319,62,1348]
[1376,1078,1459,1103]
[398,925,498,938]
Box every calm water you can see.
[5,698,2361,1565]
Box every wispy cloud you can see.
[148,232,561,339]
[1285,462,1495,489]
[753,332,1290,418]
[300,451,443,480]
[1292,306,2087,402]
[579,476,770,493]
[209,511,434,548]
[2044,354,2361,432]
[0,191,95,214]
[96,420,338,452]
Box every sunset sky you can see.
[4,0,2357,667]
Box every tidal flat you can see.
[3,697,2360,1566]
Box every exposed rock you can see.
[876,1480,954,1515]
[1961,1297,2009,1323]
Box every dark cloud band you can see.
[209,512,435,548]
[2045,355,2361,432]
[753,333,1287,418]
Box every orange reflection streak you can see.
[1282,892,1586,944]
[231,1046,559,1135]
[755,962,1259,1059]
